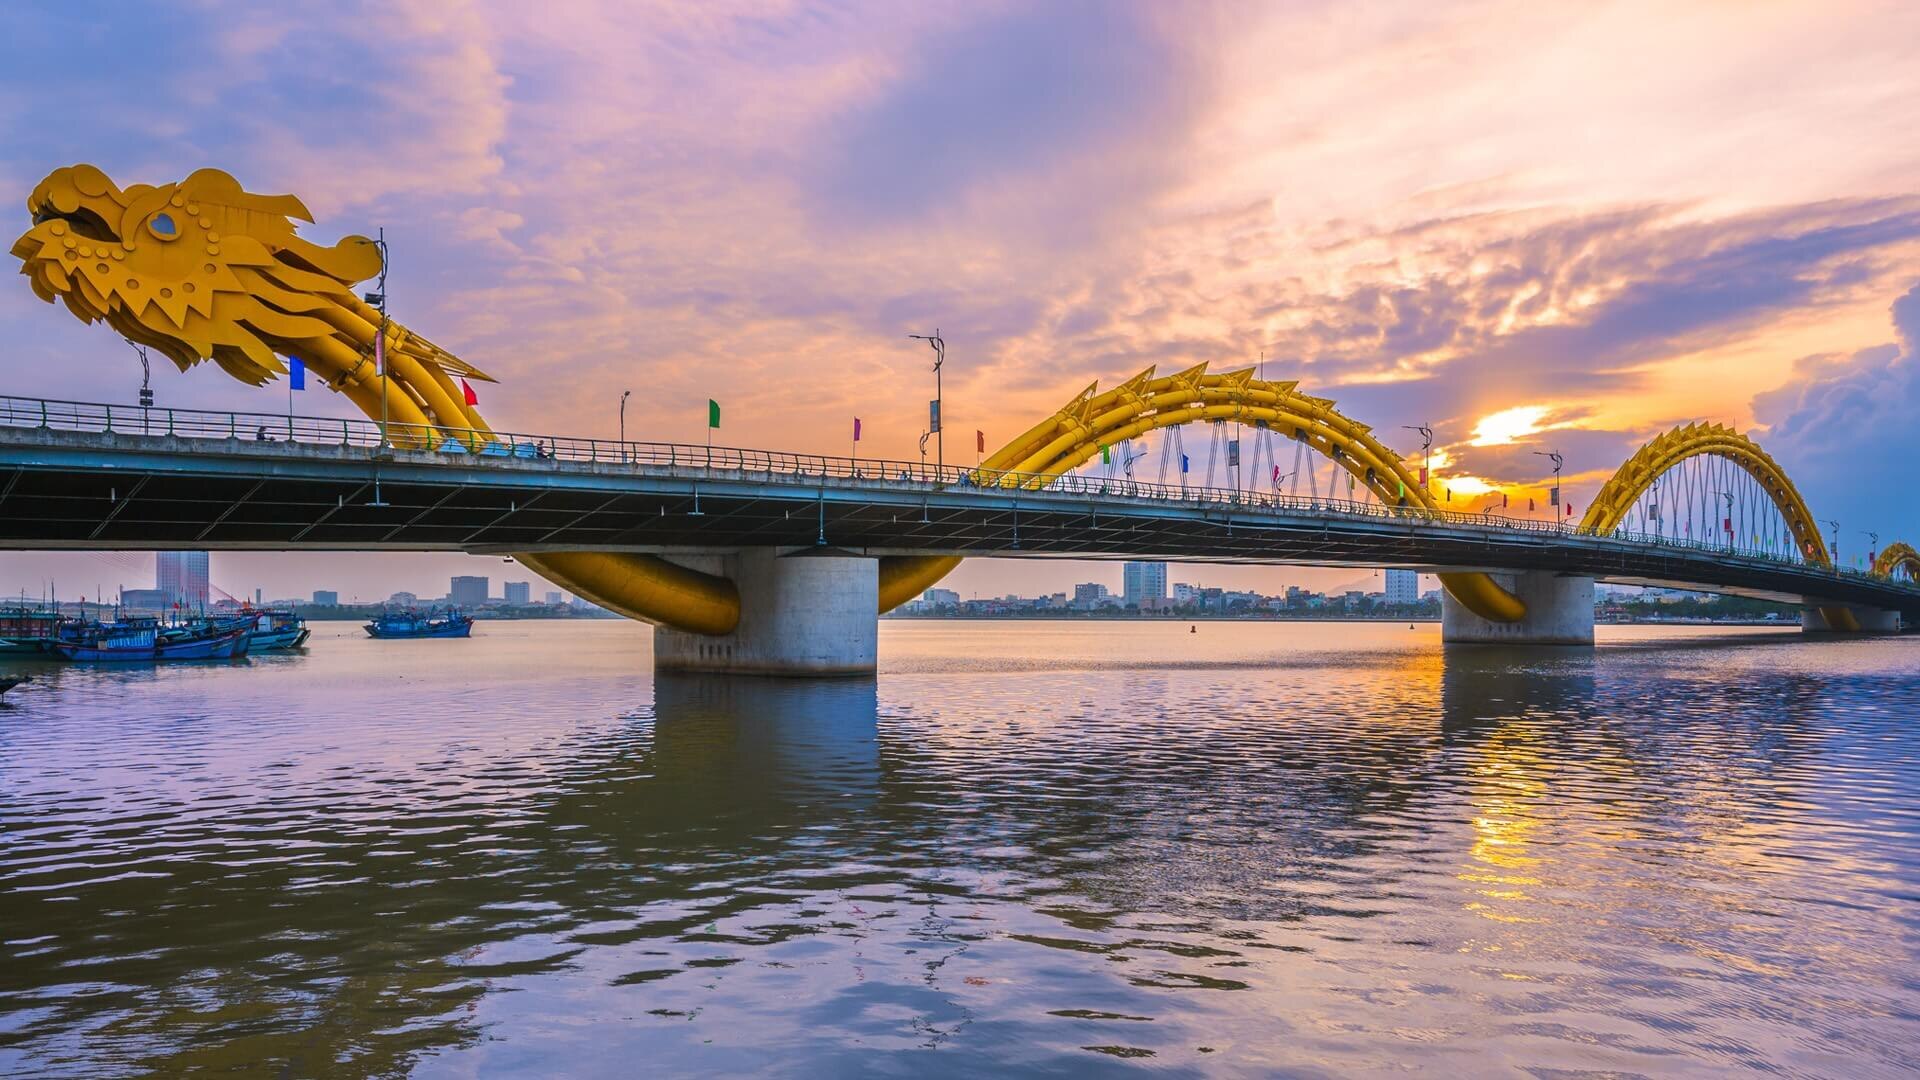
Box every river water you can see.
[1,621,1916,1077]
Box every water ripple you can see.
[0,622,1915,1077]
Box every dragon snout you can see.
[25,165,129,243]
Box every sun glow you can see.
[1445,476,1498,496]
[1470,405,1552,447]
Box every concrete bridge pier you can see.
[652,549,878,676]
[1442,571,1595,646]
[1801,603,1902,633]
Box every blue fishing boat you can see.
[365,609,473,639]
[51,617,251,662]
[231,609,310,650]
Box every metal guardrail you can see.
[1,394,1913,593]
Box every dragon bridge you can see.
[17,164,1903,641]
[11,163,1535,630]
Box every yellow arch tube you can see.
[1581,423,1829,565]
[1872,542,1919,579]
[879,555,962,613]
[901,365,1526,622]
[515,552,741,636]
[1434,571,1527,623]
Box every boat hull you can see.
[251,626,311,650]
[365,622,472,639]
[53,628,251,662]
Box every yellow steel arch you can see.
[883,363,1528,622]
[1872,542,1920,580]
[1578,423,1829,565]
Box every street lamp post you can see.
[1824,519,1840,567]
[619,389,632,462]
[364,228,391,507]
[364,227,390,454]
[1532,449,1563,525]
[1402,423,1432,492]
[909,330,945,469]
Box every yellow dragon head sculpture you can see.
[12,164,493,435]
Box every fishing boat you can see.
[233,609,311,650]
[51,617,251,662]
[365,608,474,639]
[0,603,65,654]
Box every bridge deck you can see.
[1,406,1916,615]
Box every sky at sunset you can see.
[4,1,1920,603]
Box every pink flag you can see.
[853,418,862,442]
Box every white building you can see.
[1384,569,1419,606]
[923,587,960,609]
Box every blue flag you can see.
[1180,454,1190,474]
[288,356,306,391]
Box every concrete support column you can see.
[653,550,878,675]
[1801,604,1902,633]
[1442,571,1594,645]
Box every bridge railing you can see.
[1,394,1909,590]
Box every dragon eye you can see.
[148,212,178,240]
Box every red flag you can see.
[460,378,479,406]
[976,430,986,454]
[1418,466,1429,487]
[853,417,862,442]
[1528,497,1535,512]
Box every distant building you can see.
[1384,569,1418,606]
[120,588,171,611]
[450,576,490,607]
[923,587,960,609]
[546,591,564,606]
[1173,583,1199,604]
[1343,590,1365,610]
[1122,561,1167,606]
[156,551,210,610]
[389,591,419,608]
[1072,582,1109,608]
[312,590,339,606]
[504,581,531,605]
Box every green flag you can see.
[1100,444,1111,464]
[707,399,720,428]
